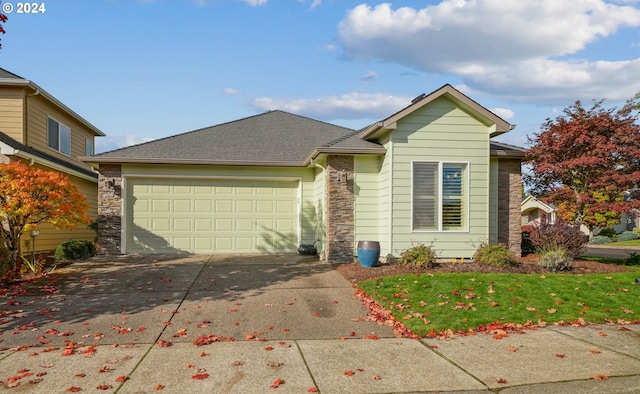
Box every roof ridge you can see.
[94,110,279,156]
[323,129,361,147]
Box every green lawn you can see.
[607,239,640,247]
[358,267,640,335]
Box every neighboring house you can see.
[0,68,105,255]
[521,195,557,227]
[83,84,526,262]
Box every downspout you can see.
[310,158,327,260]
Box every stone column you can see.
[325,155,355,263]
[97,164,122,255]
[497,159,522,256]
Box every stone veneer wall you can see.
[97,164,122,255]
[325,155,355,263]
[497,158,522,256]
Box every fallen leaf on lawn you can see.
[270,378,284,389]
[540,275,546,279]
[555,353,566,358]
[191,373,209,380]
[547,308,557,314]
[497,378,508,384]
[67,387,82,392]
[506,345,518,352]
[526,307,537,312]
[592,375,609,381]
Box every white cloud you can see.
[360,71,377,82]
[490,107,515,120]
[241,0,268,6]
[250,92,411,120]
[337,1,640,104]
[222,88,239,95]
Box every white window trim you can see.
[47,116,71,156]
[411,160,470,233]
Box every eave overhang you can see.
[0,78,106,137]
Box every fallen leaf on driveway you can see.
[590,349,602,354]
[497,378,508,384]
[191,373,209,380]
[344,370,355,376]
[592,375,609,381]
[506,345,518,352]
[555,353,566,358]
[270,378,284,389]
[67,387,82,392]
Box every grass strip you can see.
[358,267,640,335]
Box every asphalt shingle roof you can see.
[92,110,386,165]
[0,131,98,179]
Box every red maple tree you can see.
[525,96,640,231]
[0,162,90,272]
[0,2,6,50]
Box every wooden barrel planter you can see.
[357,241,380,268]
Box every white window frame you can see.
[411,161,470,232]
[47,117,71,156]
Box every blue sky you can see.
[1,0,640,153]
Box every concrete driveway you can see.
[1,254,639,393]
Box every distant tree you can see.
[524,96,640,232]
[0,162,90,273]
[0,2,6,50]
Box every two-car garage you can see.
[125,177,300,254]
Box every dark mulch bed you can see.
[335,254,632,284]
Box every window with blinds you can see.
[413,162,467,231]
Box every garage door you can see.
[126,178,299,254]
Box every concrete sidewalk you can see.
[1,254,639,393]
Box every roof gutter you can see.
[0,143,98,182]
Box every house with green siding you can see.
[83,84,526,262]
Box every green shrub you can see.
[539,247,572,271]
[398,243,437,268]
[54,239,97,260]
[633,228,640,237]
[589,235,613,244]
[625,253,640,266]
[473,243,518,267]
[616,230,638,242]
[597,228,617,240]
